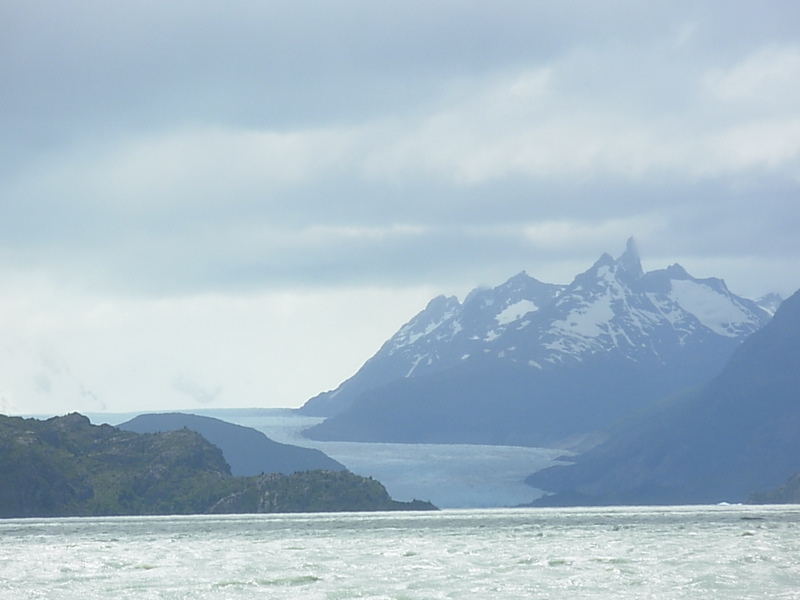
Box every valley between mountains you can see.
[302,239,774,448]
[295,238,799,505]
[3,239,797,512]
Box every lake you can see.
[2,505,799,599]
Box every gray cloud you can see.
[2,1,799,412]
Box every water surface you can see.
[2,505,798,599]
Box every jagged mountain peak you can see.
[494,271,539,296]
[585,238,642,278]
[496,270,528,282]
[424,294,460,312]
[616,236,644,279]
[504,270,536,286]
[463,285,492,307]
[589,252,615,270]
[301,240,773,424]
[664,263,690,278]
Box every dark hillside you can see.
[0,413,229,517]
[120,412,345,475]
[528,288,800,505]
[0,413,435,517]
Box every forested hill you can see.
[0,413,435,518]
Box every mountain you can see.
[0,412,231,517]
[749,472,800,504]
[302,239,771,447]
[302,270,564,418]
[527,287,800,505]
[756,292,784,316]
[119,412,345,475]
[0,413,435,517]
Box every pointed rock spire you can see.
[616,237,644,279]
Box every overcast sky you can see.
[2,1,799,416]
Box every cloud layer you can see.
[2,1,799,412]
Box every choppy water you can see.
[2,505,799,599]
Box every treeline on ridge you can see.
[0,412,435,518]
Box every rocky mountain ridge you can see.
[302,239,773,447]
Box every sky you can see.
[2,1,799,416]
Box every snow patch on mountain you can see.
[669,279,756,337]
[552,297,616,339]
[390,300,460,350]
[496,300,540,325]
[645,294,693,343]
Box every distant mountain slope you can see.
[749,472,800,504]
[303,239,771,447]
[756,292,784,316]
[527,287,800,505]
[302,272,565,418]
[119,412,345,476]
[0,413,434,518]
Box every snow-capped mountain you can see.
[504,238,767,370]
[301,240,773,447]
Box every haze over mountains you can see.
[303,239,774,448]
[3,237,794,510]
